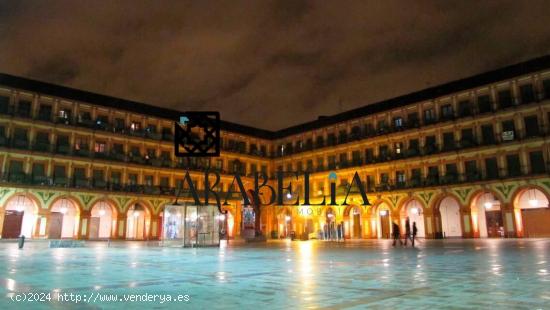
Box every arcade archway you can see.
[400,199,425,238]
[436,196,462,238]
[126,203,151,240]
[90,201,117,239]
[2,195,37,238]
[472,192,504,238]
[50,198,79,239]
[513,187,550,237]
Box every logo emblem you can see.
[174,111,220,157]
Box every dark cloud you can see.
[1,0,550,130]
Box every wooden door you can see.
[89,217,100,239]
[380,214,390,239]
[522,208,550,237]
[485,210,503,238]
[48,212,63,239]
[2,210,24,238]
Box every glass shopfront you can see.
[162,204,221,247]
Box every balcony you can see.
[32,175,49,185]
[56,145,71,155]
[33,142,51,152]
[73,178,90,188]
[12,139,29,150]
[6,172,27,183]
[74,149,90,157]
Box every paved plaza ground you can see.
[0,238,549,309]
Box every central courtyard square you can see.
[0,239,549,309]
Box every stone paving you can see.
[0,238,549,309]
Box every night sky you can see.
[1,1,550,130]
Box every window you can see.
[93,170,104,181]
[75,137,88,151]
[58,108,71,121]
[519,84,535,104]
[440,104,454,119]
[57,135,70,146]
[32,163,45,178]
[380,173,389,184]
[458,100,472,117]
[477,94,492,113]
[317,158,324,170]
[465,160,478,180]
[481,124,495,144]
[296,162,302,173]
[54,165,66,178]
[352,151,361,164]
[365,148,374,163]
[529,151,546,174]
[144,175,154,186]
[524,116,540,137]
[74,167,86,180]
[0,96,9,113]
[52,166,66,185]
[130,121,141,131]
[9,161,24,175]
[396,171,406,186]
[543,79,550,99]
[366,175,375,191]
[96,115,109,128]
[286,163,293,172]
[443,132,455,150]
[315,136,324,148]
[17,100,31,117]
[498,89,513,108]
[423,108,436,123]
[94,141,106,153]
[327,133,336,146]
[506,154,521,176]
[407,112,419,127]
[485,157,499,179]
[445,163,458,182]
[378,120,387,133]
[128,174,138,185]
[146,124,156,133]
[394,142,403,155]
[427,166,439,184]
[393,117,403,128]
[461,128,475,147]
[35,132,49,143]
[408,139,419,155]
[338,130,347,143]
[38,104,52,121]
[328,155,336,169]
[114,118,125,130]
[379,145,389,160]
[111,171,121,185]
[160,177,169,187]
[425,135,437,153]
[306,160,313,171]
[501,120,515,142]
[339,153,347,166]
[411,168,421,183]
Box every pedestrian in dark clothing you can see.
[412,222,418,247]
[392,222,402,246]
[404,217,411,246]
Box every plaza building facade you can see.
[1,55,550,241]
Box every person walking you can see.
[404,217,411,246]
[392,222,402,246]
[412,222,418,247]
